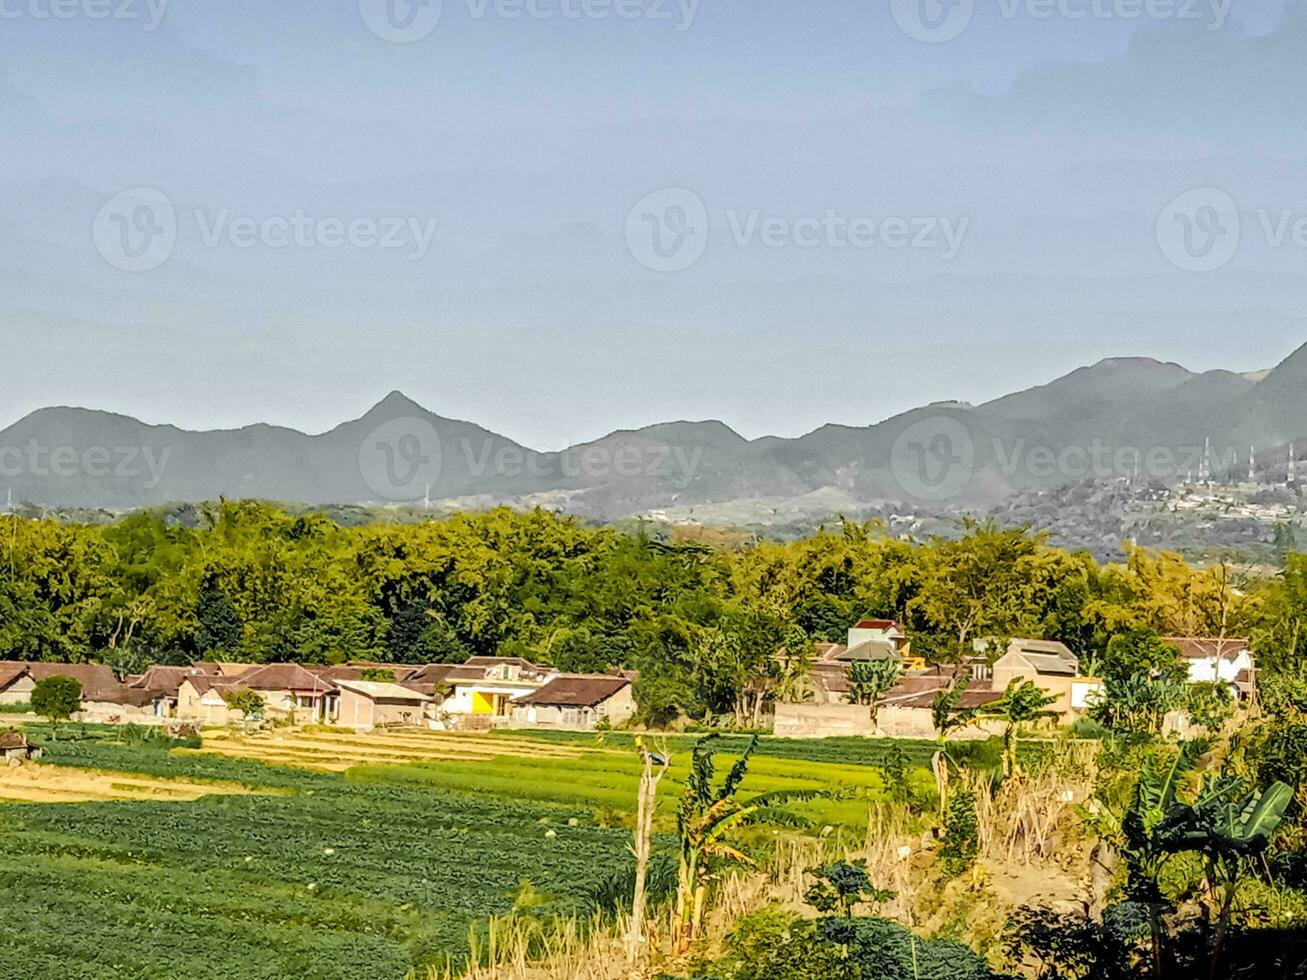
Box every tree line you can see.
[2,500,1305,723]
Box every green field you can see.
[0,737,629,979]
[347,744,935,833]
[0,726,943,979]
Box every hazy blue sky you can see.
[1,0,1304,448]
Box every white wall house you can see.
[1164,637,1255,697]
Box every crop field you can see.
[187,726,932,832]
[346,744,930,832]
[0,733,632,979]
[494,728,947,766]
[185,727,594,772]
[0,724,933,978]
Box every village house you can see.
[439,657,552,718]
[177,663,339,725]
[788,619,915,705]
[334,679,433,731]
[989,638,1104,719]
[1164,637,1256,699]
[0,662,118,705]
[511,673,635,730]
[775,621,1113,739]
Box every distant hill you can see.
[3,345,1306,515]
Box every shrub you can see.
[720,907,855,980]
[821,915,998,979]
[939,789,979,878]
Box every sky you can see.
[1,0,1305,449]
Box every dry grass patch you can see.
[0,763,263,803]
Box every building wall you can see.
[1185,651,1253,687]
[445,684,535,716]
[990,661,1086,718]
[338,689,426,730]
[0,676,34,705]
[774,702,1004,740]
[773,703,875,739]
[77,702,160,724]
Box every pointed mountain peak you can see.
[361,390,429,419]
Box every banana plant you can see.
[1155,776,1293,979]
[977,678,1060,779]
[673,734,820,951]
[1089,741,1201,979]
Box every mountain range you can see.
[4,344,1307,517]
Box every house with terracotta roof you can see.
[1163,637,1256,699]
[510,673,635,730]
[177,663,339,725]
[780,619,914,705]
[0,662,121,710]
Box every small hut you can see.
[0,730,41,764]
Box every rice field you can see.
[184,727,593,772]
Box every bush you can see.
[939,789,979,878]
[821,915,998,979]
[719,907,855,980]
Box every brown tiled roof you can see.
[813,643,848,663]
[182,675,238,696]
[232,663,338,694]
[884,685,1000,710]
[444,658,550,683]
[1163,637,1250,661]
[130,665,218,695]
[0,663,30,690]
[854,619,899,630]
[515,674,630,708]
[834,639,899,662]
[464,656,541,669]
[83,683,160,708]
[309,664,420,684]
[14,663,118,694]
[403,664,460,686]
[0,731,29,749]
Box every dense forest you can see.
[2,501,1306,723]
